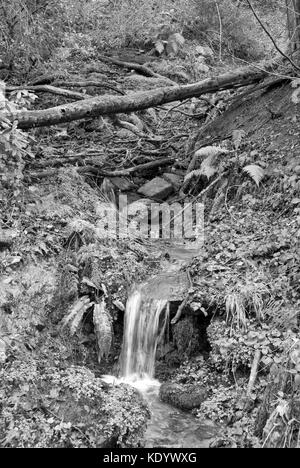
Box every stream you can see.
[135,379,218,448]
[103,252,219,448]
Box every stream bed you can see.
[103,242,219,448]
[142,381,218,448]
[103,376,219,448]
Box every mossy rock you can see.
[0,361,150,448]
[173,317,200,359]
[159,382,207,410]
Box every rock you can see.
[0,238,12,250]
[0,363,150,447]
[142,271,190,300]
[160,382,207,410]
[173,317,201,358]
[162,172,182,189]
[137,177,173,200]
[0,228,18,250]
[110,176,134,191]
[195,45,214,58]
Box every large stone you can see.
[137,177,173,200]
[0,363,150,448]
[162,172,182,189]
[110,176,134,191]
[141,271,190,301]
[159,382,207,410]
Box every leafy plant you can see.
[291,79,300,104]
[62,295,93,336]
[225,281,267,330]
[208,319,288,373]
[0,86,35,194]
[243,164,265,187]
[93,299,113,364]
[62,295,112,364]
[0,0,65,75]
[184,146,228,183]
[232,129,246,150]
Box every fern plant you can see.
[185,143,266,197]
[184,145,228,184]
[62,295,93,336]
[62,295,113,364]
[243,164,265,187]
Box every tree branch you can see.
[26,157,176,180]
[246,0,300,72]
[53,80,125,95]
[98,55,176,84]
[6,85,90,100]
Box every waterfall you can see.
[102,280,219,448]
[120,287,169,381]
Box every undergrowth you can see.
[0,0,283,80]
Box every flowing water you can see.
[120,288,169,380]
[103,278,219,448]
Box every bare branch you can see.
[246,0,300,72]
[214,0,223,61]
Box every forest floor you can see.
[0,32,300,448]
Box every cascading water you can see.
[120,288,169,381]
[102,282,219,448]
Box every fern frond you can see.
[232,129,246,150]
[93,299,112,364]
[184,168,203,183]
[243,164,265,187]
[184,156,218,182]
[185,146,228,183]
[77,243,98,264]
[200,154,218,179]
[62,295,93,335]
[194,145,228,160]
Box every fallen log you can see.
[98,55,174,83]
[29,74,63,86]
[1,63,278,129]
[29,155,106,168]
[26,156,176,179]
[53,80,125,95]
[6,85,90,100]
